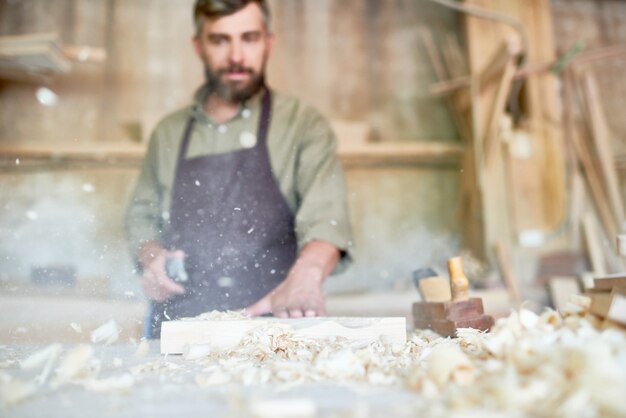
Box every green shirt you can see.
[125,85,353,271]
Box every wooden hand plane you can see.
[412,256,494,337]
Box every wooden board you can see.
[160,317,407,354]
[593,274,626,291]
[578,72,625,230]
[337,142,464,167]
[607,288,626,326]
[0,32,71,75]
[547,276,580,311]
[586,286,626,326]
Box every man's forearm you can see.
[290,240,340,282]
[137,240,166,269]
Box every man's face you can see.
[193,3,273,102]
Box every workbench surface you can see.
[2,300,625,418]
[0,342,428,418]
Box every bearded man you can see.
[125,0,353,338]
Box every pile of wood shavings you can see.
[1,297,625,417]
[186,299,625,417]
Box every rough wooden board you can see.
[0,32,71,74]
[494,241,521,306]
[607,288,626,325]
[547,276,581,311]
[337,142,464,167]
[0,140,463,169]
[593,275,626,291]
[160,317,407,354]
[582,213,608,277]
[578,72,625,229]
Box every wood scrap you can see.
[0,32,70,75]
[547,276,581,311]
[617,234,626,257]
[578,71,625,230]
[593,274,626,291]
[494,241,521,306]
[581,213,608,276]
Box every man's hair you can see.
[193,0,270,35]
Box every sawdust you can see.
[1,300,625,417]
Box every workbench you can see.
[2,300,626,418]
[0,342,428,418]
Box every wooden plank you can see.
[494,241,521,306]
[338,142,464,167]
[586,289,612,318]
[0,140,463,167]
[578,71,625,230]
[548,276,581,311]
[593,274,626,291]
[160,317,407,354]
[483,57,516,167]
[0,141,145,159]
[607,287,626,326]
[571,121,618,241]
[0,32,71,74]
[582,213,608,277]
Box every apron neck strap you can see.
[177,87,272,165]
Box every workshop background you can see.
[0,0,625,365]
[1,0,626,416]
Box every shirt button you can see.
[241,108,251,119]
[217,125,228,134]
[239,131,257,148]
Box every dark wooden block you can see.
[412,298,494,337]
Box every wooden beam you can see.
[338,142,463,167]
[0,32,71,75]
[494,241,522,306]
[578,71,625,230]
[581,213,608,277]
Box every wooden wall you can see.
[551,0,626,155]
[0,0,464,295]
[0,0,461,143]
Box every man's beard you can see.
[204,64,265,103]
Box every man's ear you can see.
[265,32,275,57]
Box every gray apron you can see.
[148,89,297,338]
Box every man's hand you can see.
[246,240,340,318]
[138,241,186,302]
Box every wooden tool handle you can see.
[448,256,469,301]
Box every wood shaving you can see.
[184,310,249,321]
[54,345,98,383]
[20,344,62,370]
[90,320,119,345]
[182,306,625,417]
[134,339,150,358]
[0,377,37,407]
[69,322,82,333]
[1,299,624,417]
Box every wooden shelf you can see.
[338,141,464,167]
[0,140,464,172]
[0,141,144,172]
[0,33,71,76]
